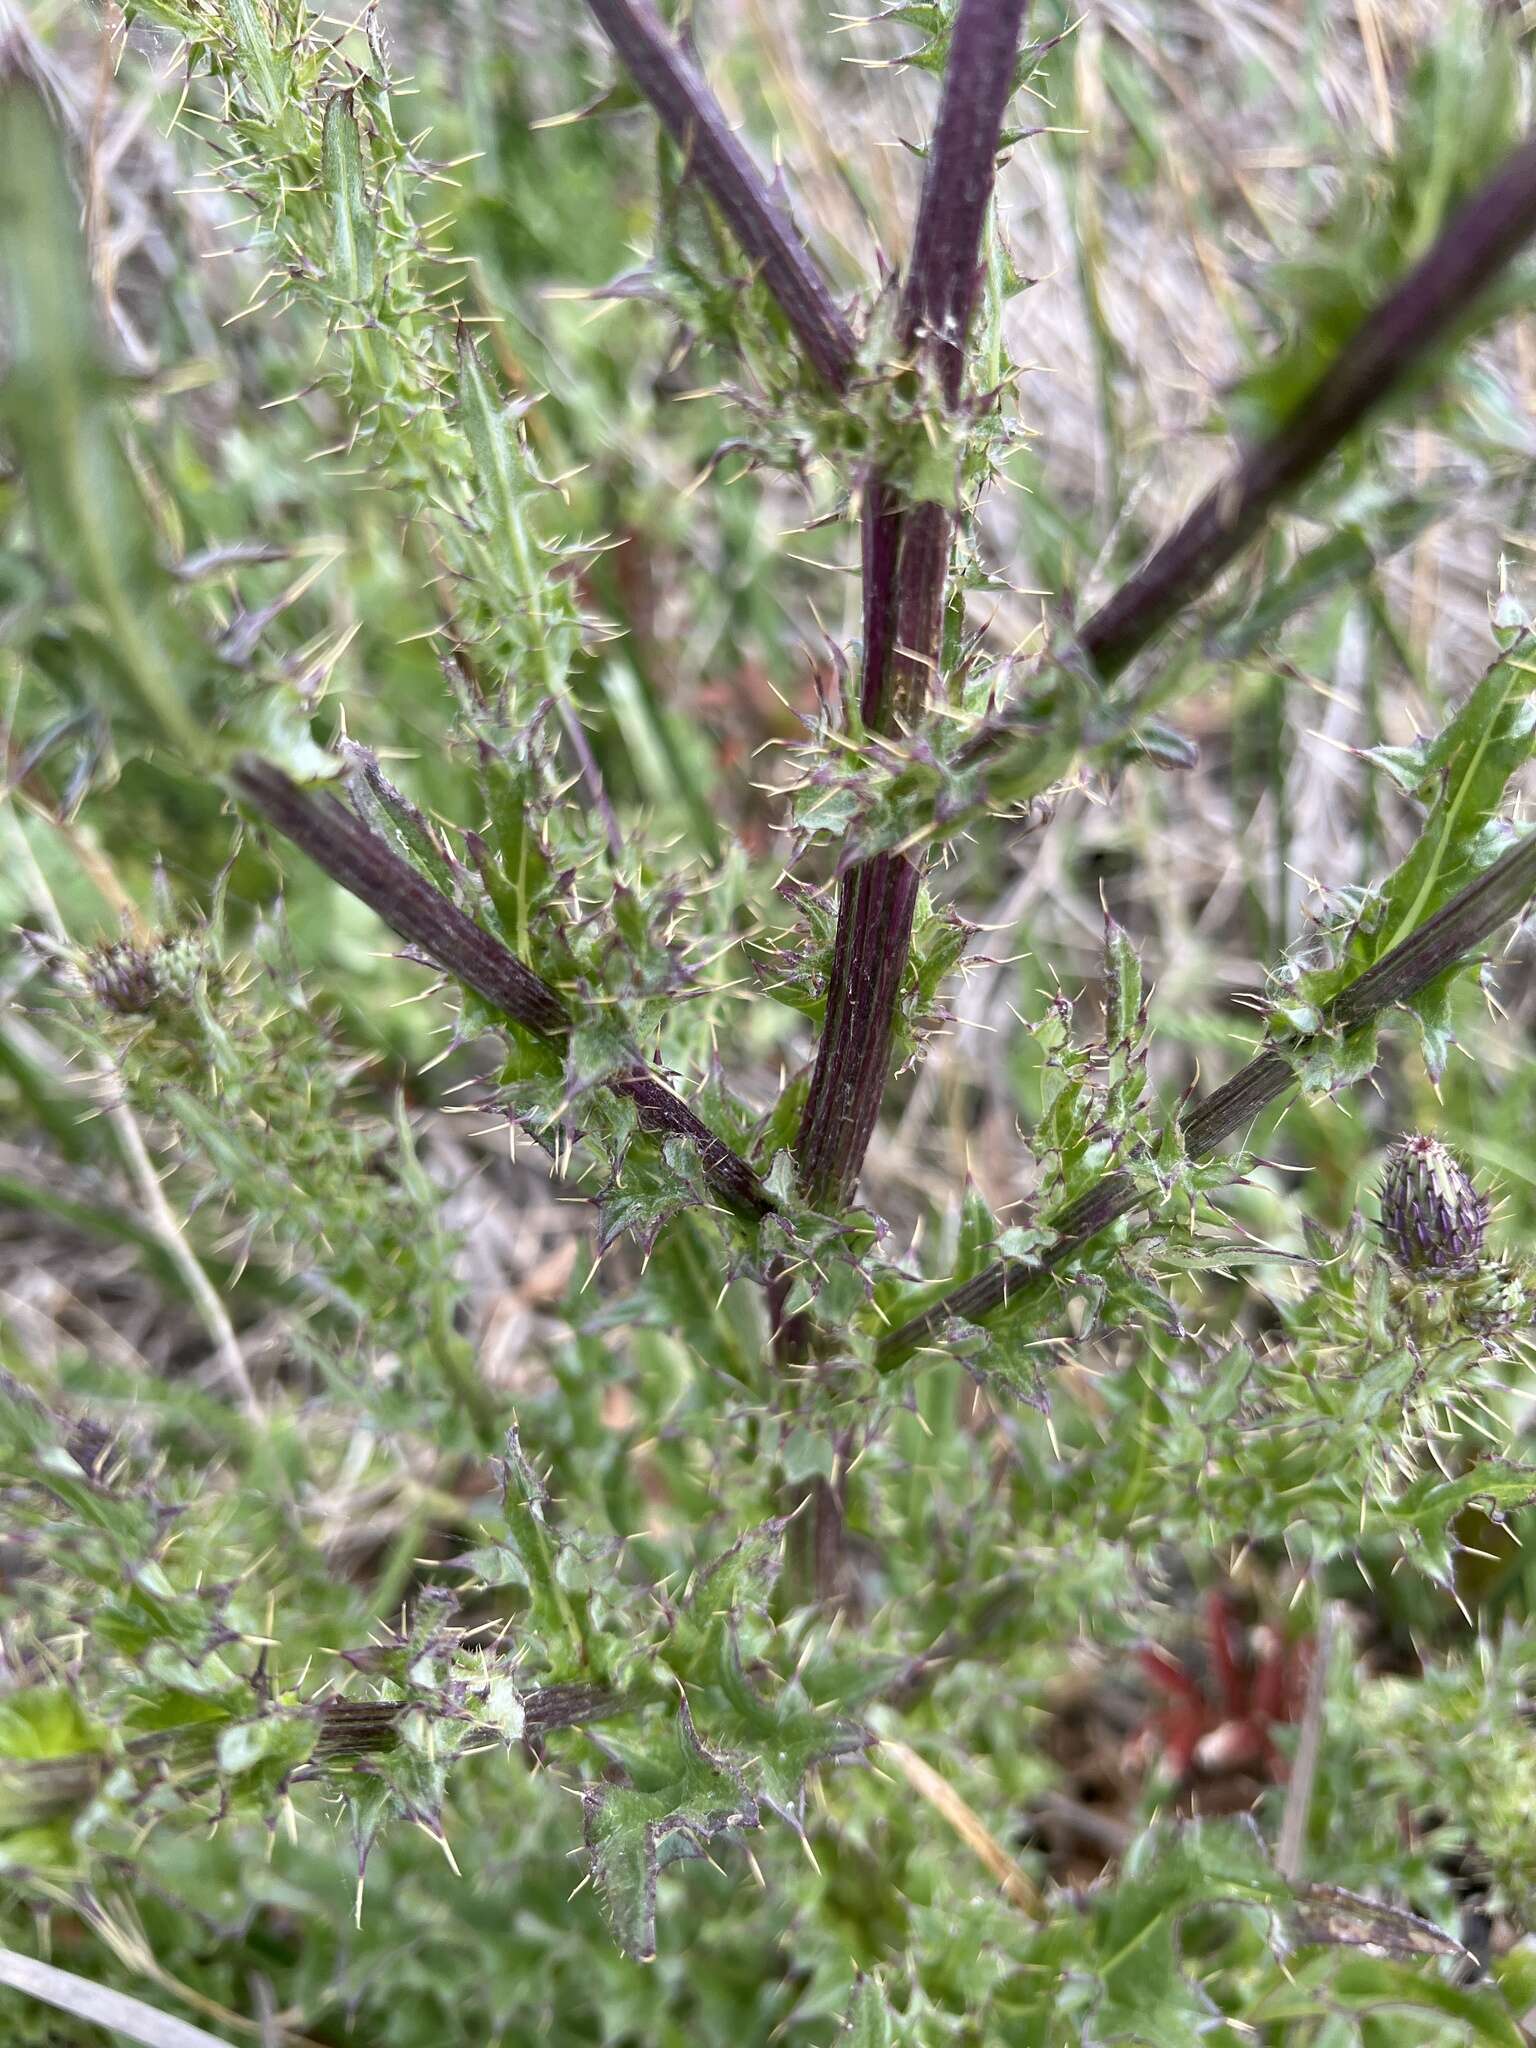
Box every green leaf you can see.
[1207,495,1443,658]
[473,754,552,964]
[0,1689,101,1764]
[842,1976,899,2047]
[1366,648,1536,961]
[683,1520,787,1643]
[1103,916,1143,1047]
[565,1015,633,1102]
[955,1180,999,1283]
[1230,11,1522,451]
[226,0,291,126]
[1284,641,1536,1081]
[471,1426,591,1680]
[716,1652,865,1828]
[348,752,458,896]
[948,1309,1052,1410]
[216,1713,318,1804]
[595,1138,707,1258]
[1255,1953,1525,2047]
[322,91,378,305]
[1081,1819,1286,2045]
[456,327,537,588]
[582,1696,759,1961]
[342,1705,471,1876]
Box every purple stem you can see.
[1077,132,1536,683]
[875,821,1536,1367]
[229,755,772,1219]
[581,0,1029,1213]
[794,0,1030,1213]
[6,1683,634,1832]
[858,478,905,725]
[582,0,857,390]
[896,4,1025,399]
[794,852,924,1208]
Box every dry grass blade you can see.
[0,1947,237,2048]
[879,1737,1044,1918]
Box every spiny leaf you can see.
[1103,914,1143,1048]
[1080,1818,1286,2045]
[1282,638,1536,1081]
[322,91,378,305]
[226,0,291,126]
[581,1696,759,1962]
[1253,1952,1525,2047]
[468,1426,593,1680]
[841,1975,899,2047]
[0,1690,101,1767]
[666,1518,789,1683]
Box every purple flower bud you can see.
[86,942,160,1016]
[1379,1134,1488,1278]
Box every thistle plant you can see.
[8,1,1536,2043]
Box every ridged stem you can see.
[229,756,771,1220]
[581,0,857,389]
[794,0,1030,1214]
[0,1685,630,1834]
[875,824,1536,1367]
[1079,134,1536,681]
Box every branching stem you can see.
[229,756,771,1220]
[875,823,1536,1367]
[580,0,1031,1214]
[915,131,1536,801]
[582,0,857,390]
[1075,133,1536,690]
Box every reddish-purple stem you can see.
[582,0,857,390]
[794,0,1029,1213]
[579,0,1029,1214]
[858,479,905,725]
[230,755,772,1219]
[875,819,1536,1367]
[794,853,925,1208]
[1077,132,1536,683]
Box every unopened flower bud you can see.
[1379,1134,1488,1278]
[86,942,160,1016]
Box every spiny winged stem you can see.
[948,127,1536,796]
[759,0,1026,1597]
[582,0,858,390]
[793,0,1031,1216]
[229,756,772,1220]
[164,0,588,736]
[581,0,1028,1216]
[875,821,1536,1368]
[0,1684,631,1836]
[454,326,580,715]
